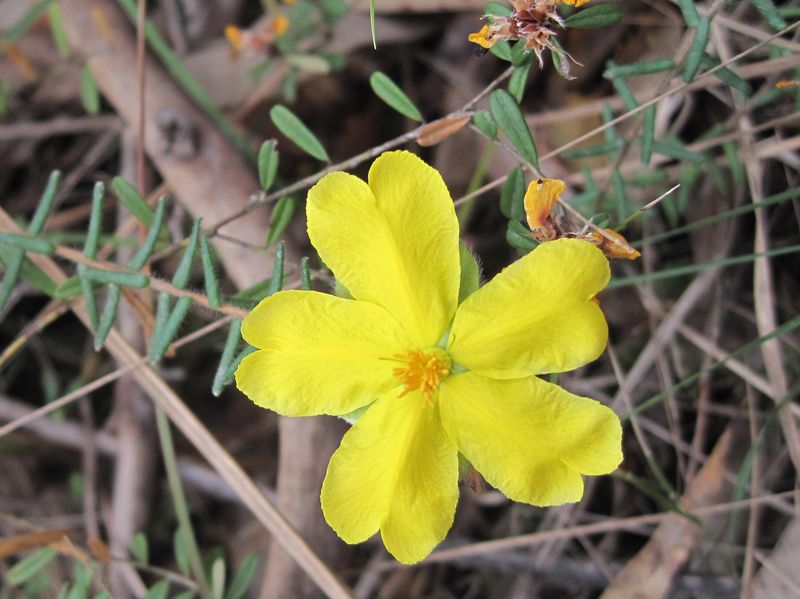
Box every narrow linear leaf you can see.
[53,275,82,299]
[48,2,70,57]
[269,105,329,161]
[417,114,471,147]
[603,58,674,79]
[489,89,538,167]
[81,268,149,288]
[458,243,480,303]
[683,16,711,83]
[677,0,699,27]
[150,296,192,360]
[78,266,99,329]
[369,0,377,48]
[128,197,167,271]
[95,284,121,350]
[258,140,280,190]
[564,3,622,29]
[640,105,656,166]
[500,166,525,221]
[225,555,259,599]
[5,548,57,586]
[701,53,751,96]
[2,0,52,43]
[369,71,423,121]
[112,177,155,227]
[223,345,257,385]
[84,182,104,259]
[561,139,624,159]
[151,293,172,349]
[299,256,312,291]
[0,233,54,254]
[200,234,220,308]
[610,170,627,222]
[213,319,243,396]
[30,170,61,234]
[267,197,297,245]
[266,242,285,297]
[172,219,201,289]
[753,0,786,30]
[0,247,58,302]
[472,110,497,140]
[607,64,638,110]
[80,65,100,115]
[211,558,226,599]
[651,140,705,163]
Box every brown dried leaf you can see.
[416,114,471,147]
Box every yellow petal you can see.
[307,151,460,346]
[448,238,609,378]
[235,290,412,416]
[523,178,564,229]
[439,373,622,506]
[321,391,459,564]
[562,0,591,6]
[468,25,495,49]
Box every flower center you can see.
[393,348,451,403]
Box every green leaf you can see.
[472,110,497,140]
[0,245,58,298]
[143,580,170,599]
[95,284,121,350]
[81,268,149,288]
[318,0,348,21]
[682,16,710,83]
[212,319,243,397]
[561,139,624,159]
[54,275,82,299]
[489,89,538,167]
[83,182,104,259]
[200,234,221,308]
[299,256,312,291]
[112,177,155,227]
[484,2,512,17]
[369,71,423,121]
[508,60,532,102]
[174,528,190,575]
[211,558,226,599]
[48,2,70,57]
[258,140,280,190]
[1,0,52,43]
[269,105,330,161]
[130,532,149,564]
[489,40,512,62]
[677,0,699,27]
[651,139,705,163]
[607,63,638,110]
[225,555,258,599]
[5,548,57,586]
[266,242,285,297]
[80,65,100,115]
[267,196,298,245]
[457,243,480,304]
[564,3,622,28]
[701,53,751,96]
[603,59,674,79]
[500,166,525,221]
[506,219,537,252]
[172,219,201,289]
[0,232,54,254]
[128,197,167,271]
[753,0,786,30]
[640,105,656,166]
[30,170,61,234]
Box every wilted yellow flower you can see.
[524,177,565,241]
[236,152,622,564]
[590,228,641,260]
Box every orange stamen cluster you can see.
[393,349,451,403]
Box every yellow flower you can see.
[235,152,622,564]
[468,25,496,49]
[524,177,565,241]
[562,0,591,5]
